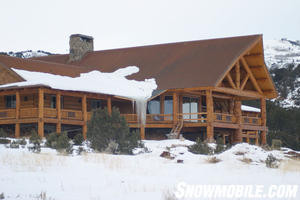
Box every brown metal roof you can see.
[31,35,262,90]
[0,54,92,77]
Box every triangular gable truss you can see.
[218,58,263,94]
[216,37,277,99]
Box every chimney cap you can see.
[70,34,93,40]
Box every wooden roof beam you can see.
[241,74,250,90]
[226,73,236,89]
[214,87,263,99]
[240,57,263,94]
[236,61,240,89]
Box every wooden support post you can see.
[38,88,44,137]
[260,98,267,145]
[246,132,250,143]
[107,96,112,115]
[255,131,259,145]
[179,95,183,117]
[56,92,61,133]
[160,95,165,114]
[82,95,87,139]
[233,99,242,143]
[173,92,178,123]
[15,90,20,138]
[15,123,20,138]
[206,90,214,142]
[140,124,145,140]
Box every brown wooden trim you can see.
[236,61,240,89]
[82,94,87,139]
[240,57,263,94]
[38,88,44,137]
[107,96,112,115]
[214,87,263,99]
[226,73,236,89]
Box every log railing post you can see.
[15,90,20,138]
[38,88,44,137]
[260,98,267,145]
[82,94,87,139]
[206,89,214,142]
[56,92,61,133]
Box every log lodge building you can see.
[0,34,277,145]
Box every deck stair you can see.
[167,120,184,139]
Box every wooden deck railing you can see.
[0,109,16,119]
[0,107,262,126]
[214,113,236,123]
[44,108,57,118]
[121,114,173,123]
[178,112,207,123]
[61,109,83,120]
[242,116,261,125]
[20,108,38,118]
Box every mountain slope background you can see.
[1,39,300,150]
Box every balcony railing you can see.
[214,113,236,123]
[178,112,207,123]
[0,109,16,119]
[0,107,262,126]
[242,116,261,125]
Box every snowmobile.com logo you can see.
[175,182,298,199]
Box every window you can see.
[182,97,199,121]
[5,95,16,108]
[147,97,160,114]
[50,95,56,108]
[91,99,101,110]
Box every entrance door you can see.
[182,97,198,122]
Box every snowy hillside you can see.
[0,139,299,200]
[264,39,300,68]
[0,50,52,58]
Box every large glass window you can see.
[147,97,160,114]
[182,97,198,121]
[5,95,16,108]
[164,96,173,119]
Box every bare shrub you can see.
[266,154,279,168]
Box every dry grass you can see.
[0,152,66,171]
[239,157,253,164]
[280,159,300,172]
[234,151,245,156]
[163,189,178,200]
[206,156,221,164]
[82,153,124,170]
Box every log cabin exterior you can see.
[0,34,277,144]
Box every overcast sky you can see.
[1,0,299,53]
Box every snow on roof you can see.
[241,105,261,113]
[0,66,157,100]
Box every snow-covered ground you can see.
[0,139,299,200]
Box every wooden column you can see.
[38,88,44,137]
[15,90,20,138]
[260,98,267,145]
[140,124,145,140]
[56,92,61,133]
[173,92,178,123]
[236,62,240,89]
[233,99,242,143]
[107,96,112,115]
[82,95,87,139]
[160,95,165,114]
[206,90,214,142]
[179,95,183,116]
[255,131,259,145]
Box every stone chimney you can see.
[69,34,94,62]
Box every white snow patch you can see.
[1,66,157,100]
[241,105,261,113]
